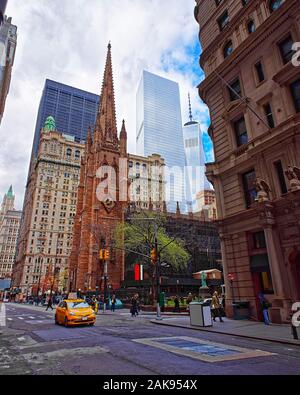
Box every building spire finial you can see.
[94,42,117,144]
[188,93,193,123]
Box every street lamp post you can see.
[228,273,235,318]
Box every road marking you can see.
[29,316,36,319]
[17,317,24,320]
[133,336,276,363]
[7,318,13,321]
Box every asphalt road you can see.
[0,303,300,375]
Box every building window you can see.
[75,150,80,159]
[223,40,233,58]
[66,148,72,157]
[229,78,241,101]
[259,271,274,294]
[278,35,295,64]
[242,170,257,208]
[253,231,266,249]
[218,10,229,31]
[290,79,300,113]
[247,20,255,34]
[255,61,265,83]
[274,160,288,194]
[234,116,248,147]
[129,161,133,168]
[263,103,275,129]
[269,0,283,13]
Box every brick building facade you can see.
[68,44,128,293]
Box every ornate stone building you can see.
[128,153,165,211]
[68,44,128,293]
[195,189,218,221]
[0,15,17,124]
[12,118,84,294]
[0,186,21,279]
[195,0,300,322]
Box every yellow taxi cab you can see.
[55,299,96,327]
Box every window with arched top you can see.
[136,162,140,170]
[223,40,233,58]
[247,20,255,34]
[269,0,283,13]
[75,150,80,159]
[66,148,72,157]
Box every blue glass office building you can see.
[136,71,187,212]
[32,79,100,156]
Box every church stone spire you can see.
[94,43,118,145]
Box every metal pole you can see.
[155,223,162,320]
[231,279,235,318]
[103,260,108,314]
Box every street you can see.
[0,303,299,375]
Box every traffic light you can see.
[104,250,110,260]
[99,249,104,260]
[151,248,158,264]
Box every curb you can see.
[150,319,300,347]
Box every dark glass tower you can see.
[0,0,7,26]
[32,79,100,157]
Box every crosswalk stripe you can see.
[18,317,24,320]
[7,318,12,321]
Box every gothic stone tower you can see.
[69,44,128,292]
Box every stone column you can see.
[263,226,285,297]
[220,233,234,317]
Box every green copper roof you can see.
[44,116,56,132]
[7,185,13,198]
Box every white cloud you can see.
[0,0,209,209]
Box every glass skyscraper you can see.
[32,79,100,157]
[136,70,187,212]
[183,99,212,212]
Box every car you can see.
[55,299,96,327]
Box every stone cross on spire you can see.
[95,42,118,146]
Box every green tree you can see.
[114,211,190,303]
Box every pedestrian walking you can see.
[258,293,270,325]
[45,296,53,311]
[131,295,138,317]
[111,294,116,312]
[174,295,180,313]
[211,291,224,322]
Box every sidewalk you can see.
[150,316,300,346]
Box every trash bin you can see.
[189,302,212,327]
[233,301,250,320]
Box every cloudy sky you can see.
[0,0,212,209]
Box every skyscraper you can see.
[0,0,7,26]
[32,79,100,157]
[136,70,187,212]
[12,118,84,294]
[0,15,17,124]
[0,186,22,280]
[182,94,211,211]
